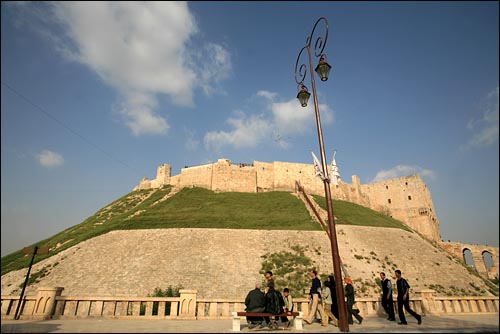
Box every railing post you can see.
[415,289,436,315]
[33,287,64,320]
[178,289,197,319]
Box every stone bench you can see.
[231,311,303,331]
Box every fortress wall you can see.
[409,215,441,243]
[150,179,161,188]
[179,164,213,190]
[137,159,442,243]
[332,182,351,202]
[135,178,151,190]
[273,161,324,194]
[299,165,326,195]
[254,161,274,191]
[337,176,370,207]
[170,174,181,188]
[211,159,256,193]
[359,175,441,241]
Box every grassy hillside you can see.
[1,186,410,276]
[117,187,318,230]
[1,186,171,276]
[312,195,413,232]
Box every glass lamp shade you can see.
[315,58,332,81]
[297,87,311,107]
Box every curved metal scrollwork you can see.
[294,17,329,86]
[294,46,308,85]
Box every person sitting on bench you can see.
[244,282,266,329]
[263,282,285,328]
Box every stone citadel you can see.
[1,158,497,300]
[135,158,441,242]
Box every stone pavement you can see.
[1,314,498,333]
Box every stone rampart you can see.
[179,163,213,189]
[134,158,441,242]
[1,228,496,300]
[359,175,441,241]
[211,159,256,192]
[254,161,274,191]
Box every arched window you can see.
[482,251,494,271]
[463,249,476,270]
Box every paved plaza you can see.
[1,314,499,333]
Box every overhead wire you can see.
[1,81,145,177]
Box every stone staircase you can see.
[294,181,329,235]
[151,185,182,206]
[124,186,182,220]
[294,181,350,276]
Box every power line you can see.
[1,81,143,176]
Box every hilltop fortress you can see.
[1,158,496,301]
[135,158,441,243]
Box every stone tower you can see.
[156,164,171,186]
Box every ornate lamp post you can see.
[294,17,349,332]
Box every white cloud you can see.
[204,111,272,150]
[204,91,334,151]
[272,99,333,136]
[113,91,169,136]
[37,150,64,168]
[20,2,231,136]
[189,42,232,96]
[461,86,499,151]
[257,90,278,101]
[372,165,435,182]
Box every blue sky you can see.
[1,2,498,256]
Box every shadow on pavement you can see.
[1,322,61,333]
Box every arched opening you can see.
[463,248,476,270]
[482,251,494,271]
[36,297,45,313]
[43,297,51,313]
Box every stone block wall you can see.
[134,158,441,242]
[2,228,496,300]
[179,163,213,189]
[359,175,441,241]
[211,159,256,192]
[254,161,274,192]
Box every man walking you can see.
[395,269,422,325]
[380,272,395,321]
[303,269,327,326]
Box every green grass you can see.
[1,187,170,276]
[118,187,319,230]
[312,195,413,232]
[2,187,412,276]
[1,187,318,276]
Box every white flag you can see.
[329,150,341,186]
[311,151,327,181]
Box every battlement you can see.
[134,158,441,242]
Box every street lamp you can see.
[294,17,349,332]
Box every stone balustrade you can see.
[1,288,498,320]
